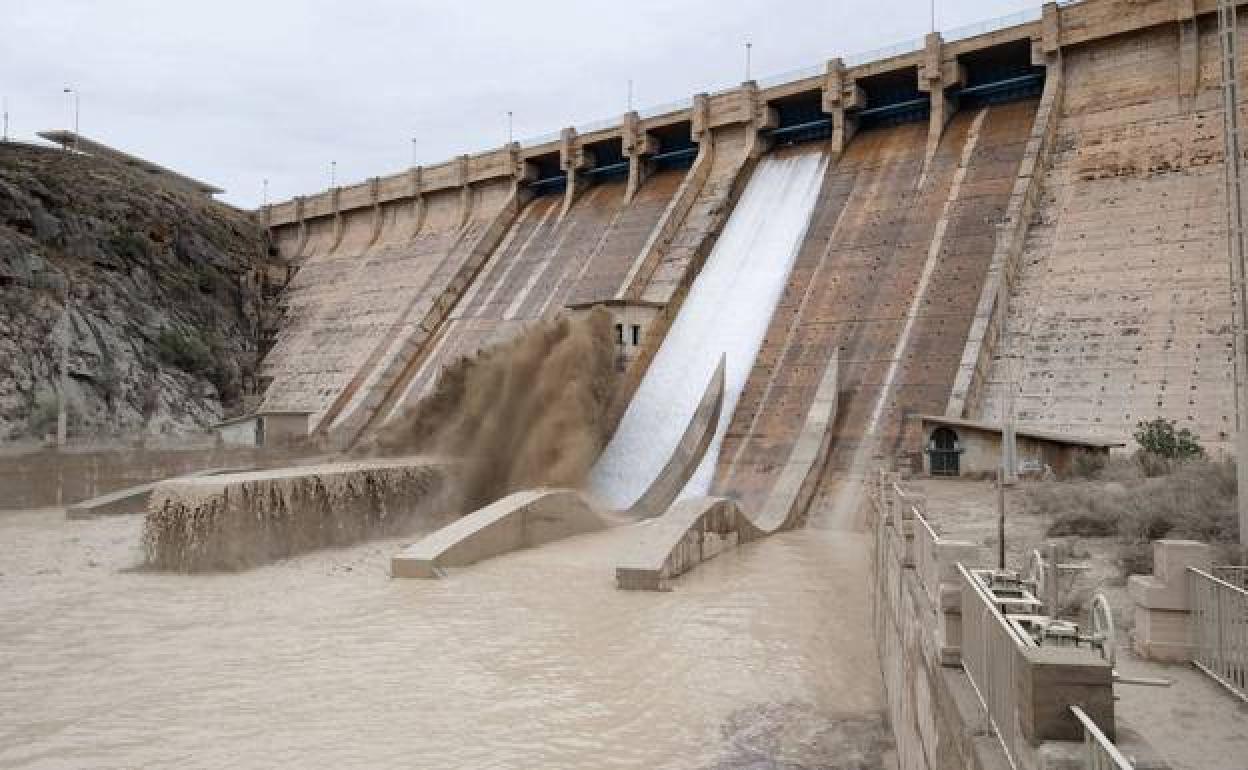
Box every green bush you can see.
[1133,418,1204,461]
[156,328,213,374]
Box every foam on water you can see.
[588,147,828,509]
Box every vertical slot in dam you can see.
[588,145,828,509]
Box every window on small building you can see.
[615,323,624,344]
[631,324,640,345]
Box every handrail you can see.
[958,562,1032,770]
[943,7,1043,43]
[1188,567,1248,702]
[1212,565,1248,591]
[1069,705,1134,769]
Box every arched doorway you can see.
[928,426,960,477]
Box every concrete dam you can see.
[8,1,1248,768]
[262,1,1240,486]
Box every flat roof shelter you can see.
[36,130,224,197]
[915,415,1125,479]
[213,410,312,448]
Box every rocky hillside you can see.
[0,142,278,441]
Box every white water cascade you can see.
[588,147,828,510]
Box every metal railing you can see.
[943,7,1043,43]
[1189,567,1248,701]
[518,130,561,148]
[1069,706,1134,769]
[958,563,1034,769]
[1213,565,1248,591]
[638,98,693,120]
[912,502,942,602]
[843,37,925,67]
[757,63,824,89]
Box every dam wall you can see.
[259,0,1248,462]
[978,7,1242,455]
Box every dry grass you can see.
[1023,457,1239,576]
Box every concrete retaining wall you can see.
[0,445,309,510]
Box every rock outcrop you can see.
[0,142,277,441]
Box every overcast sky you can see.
[3,0,1037,209]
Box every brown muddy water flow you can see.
[0,507,887,769]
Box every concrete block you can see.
[1131,605,1195,662]
[1019,646,1115,744]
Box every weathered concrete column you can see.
[622,110,658,203]
[918,32,964,164]
[328,185,344,253]
[1128,539,1212,662]
[454,154,472,228]
[821,57,862,156]
[690,92,711,144]
[1041,1,1060,55]
[293,195,308,259]
[740,80,779,158]
[365,176,383,249]
[407,165,426,234]
[559,127,591,220]
[1176,0,1199,97]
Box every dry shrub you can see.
[1024,457,1239,577]
[357,307,619,510]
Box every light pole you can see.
[507,110,513,145]
[262,178,269,208]
[1217,0,1248,547]
[744,42,753,82]
[411,138,417,167]
[2,96,8,142]
[63,87,79,151]
[58,284,71,447]
[330,160,336,188]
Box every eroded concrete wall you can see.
[979,19,1240,453]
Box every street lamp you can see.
[62,87,79,151]
[330,160,336,188]
[507,110,513,145]
[744,42,753,82]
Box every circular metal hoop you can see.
[1089,593,1116,667]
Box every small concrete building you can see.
[915,415,1124,479]
[213,411,312,448]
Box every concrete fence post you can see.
[1127,539,1212,662]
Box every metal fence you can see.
[1189,567,1248,701]
[958,563,1033,769]
[1213,565,1248,591]
[943,7,1044,43]
[1069,706,1134,770]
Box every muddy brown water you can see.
[0,509,887,769]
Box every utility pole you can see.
[63,87,79,151]
[57,287,71,447]
[1218,0,1248,547]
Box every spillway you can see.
[588,146,828,510]
[714,99,1040,524]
